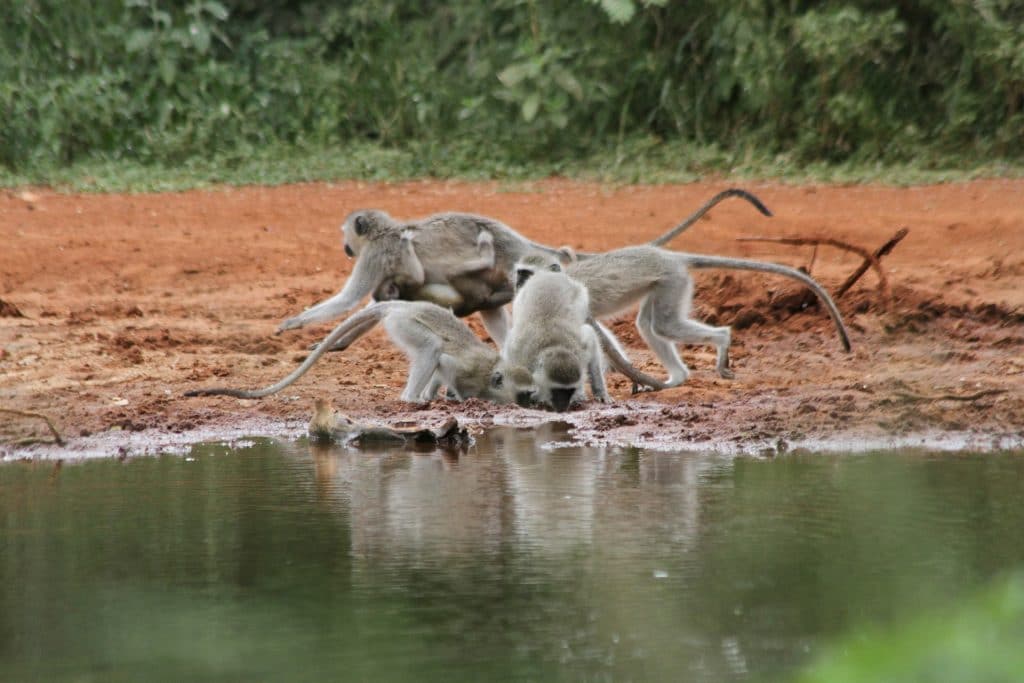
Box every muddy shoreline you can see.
[3,180,1023,459]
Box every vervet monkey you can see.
[188,301,522,404]
[567,246,852,385]
[503,264,609,412]
[277,189,771,344]
[278,210,570,344]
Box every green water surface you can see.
[1,425,1022,682]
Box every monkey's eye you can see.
[354,215,368,235]
[344,244,355,258]
[548,263,561,272]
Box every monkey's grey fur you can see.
[277,189,771,345]
[503,265,609,412]
[567,246,852,386]
[189,301,522,404]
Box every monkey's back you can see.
[568,246,676,318]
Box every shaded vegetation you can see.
[2,1,1023,187]
[791,573,1024,683]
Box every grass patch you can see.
[2,138,1022,193]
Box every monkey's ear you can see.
[354,215,368,236]
[557,246,577,265]
[490,371,504,388]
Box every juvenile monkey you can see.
[188,301,523,404]
[278,189,771,345]
[503,262,609,412]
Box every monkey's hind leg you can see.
[646,276,733,380]
[582,325,611,403]
[636,297,690,387]
[386,318,443,403]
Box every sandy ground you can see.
[1,179,1022,459]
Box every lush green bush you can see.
[2,0,1022,180]
[790,572,1024,683]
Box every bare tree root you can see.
[0,408,66,446]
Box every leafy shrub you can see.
[1,0,1021,178]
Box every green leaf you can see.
[125,30,152,53]
[521,93,540,122]
[190,22,211,53]
[203,1,229,20]
[591,0,636,24]
[553,68,584,101]
[159,57,177,86]
[498,62,531,88]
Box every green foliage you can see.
[790,573,1024,683]
[1,0,1022,184]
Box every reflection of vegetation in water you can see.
[792,573,1024,683]
[1,438,1023,682]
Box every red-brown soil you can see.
[2,180,1022,457]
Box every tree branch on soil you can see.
[893,389,1006,403]
[737,228,909,305]
[0,408,66,446]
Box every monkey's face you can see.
[341,210,385,259]
[534,349,583,412]
[513,257,561,291]
[489,364,535,406]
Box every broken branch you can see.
[0,408,65,446]
[893,389,1006,404]
[836,227,909,298]
[737,234,892,302]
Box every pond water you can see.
[1,425,1022,682]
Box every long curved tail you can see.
[650,189,773,247]
[588,318,672,391]
[185,303,393,399]
[685,255,852,352]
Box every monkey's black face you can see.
[344,243,355,258]
[548,388,575,413]
[515,391,537,408]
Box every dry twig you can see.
[836,227,909,298]
[0,408,66,446]
[737,234,892,302]
[893,389,1007,403]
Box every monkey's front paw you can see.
[277,317,304,333]
[718,367,736,380]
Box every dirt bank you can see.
[2,180,1022,458]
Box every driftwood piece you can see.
[0,408,66,446]
[835,227,909,298]
[307,399,471,448]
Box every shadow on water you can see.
[1,427,1022,682]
